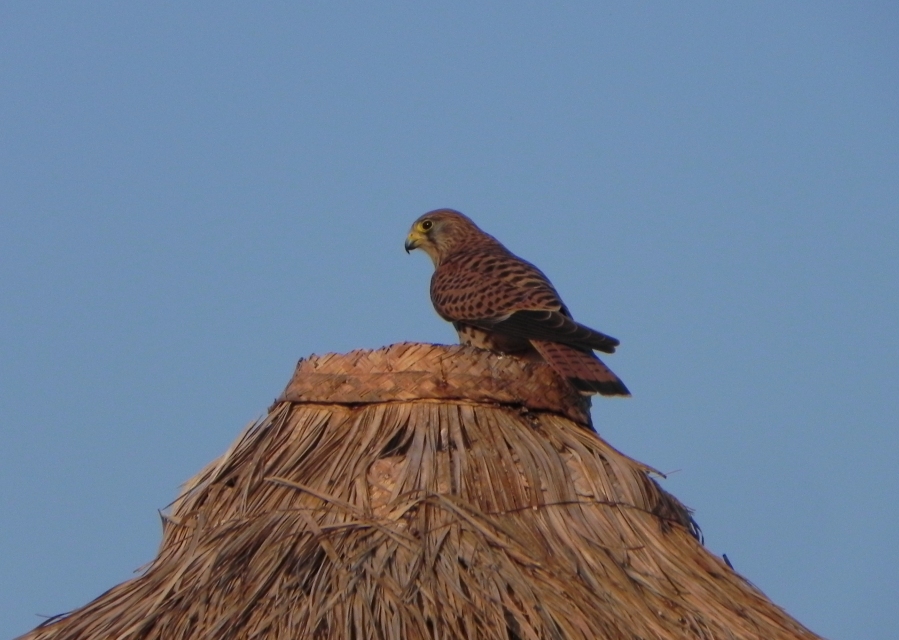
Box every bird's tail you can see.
[530,340,630,396]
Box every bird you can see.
[405,208,630,396]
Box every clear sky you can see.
[1,3,896,639]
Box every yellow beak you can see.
[404,231,423,253]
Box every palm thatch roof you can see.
[20,343,822,640]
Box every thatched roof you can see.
[20,343,822,640]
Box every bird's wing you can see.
[431,247,620,354]
[469,309,619,354]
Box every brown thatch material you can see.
[20,343,822,640]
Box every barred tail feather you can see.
[530,340,630,397]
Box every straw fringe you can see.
[19,344,821,640]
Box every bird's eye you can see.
[421,220,433,231]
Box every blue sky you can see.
[1,3,897,639]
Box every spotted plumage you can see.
[405,209,629,396]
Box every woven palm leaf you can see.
[19,343,822,640]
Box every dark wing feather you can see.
[470,309,619,354]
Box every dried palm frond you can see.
[19,343,822,640]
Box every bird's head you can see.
[405,209,490,266]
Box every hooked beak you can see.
[404,233,422,254]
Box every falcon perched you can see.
[405,209,630,396]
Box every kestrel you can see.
[405,209,630,396]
